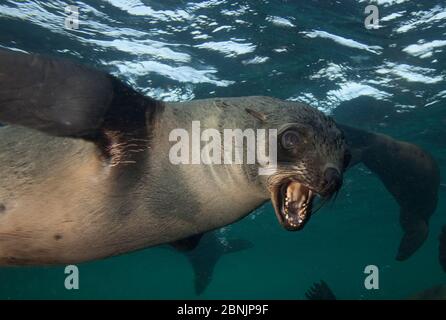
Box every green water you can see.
[0,0,445,299]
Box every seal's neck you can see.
[165,100,269,194]
[144,101,270,226]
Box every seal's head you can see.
[250,102,350,231]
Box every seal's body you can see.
[0,94,339,264]
[0,49,440,266]
[0,97,275,264]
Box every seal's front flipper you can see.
[339,124,440,260]
[0,49,112,136]
[0,49,158,143]
[171,232,253,295]
[170,233,204,252]
[440,226,446,272]
[305,281,337,300]
[192,235,253,296]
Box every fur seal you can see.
[339,125,440,261]
[0,49,439,266]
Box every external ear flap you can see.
[245,108,267,122]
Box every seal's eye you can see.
[281,130,300,150]
[343,150,352,170]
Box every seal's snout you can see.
[321,167,342,198]
[268,114,348,232]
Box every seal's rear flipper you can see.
[339,125,440,260]
[440,226,446,272]
[0,49,159,153]
[171,232,253,295]
[305,281,337,300]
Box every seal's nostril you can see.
[323,167,342,194]
[324,167,340,182]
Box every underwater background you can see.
[0,0,445,299]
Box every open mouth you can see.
[271,181,316,231]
